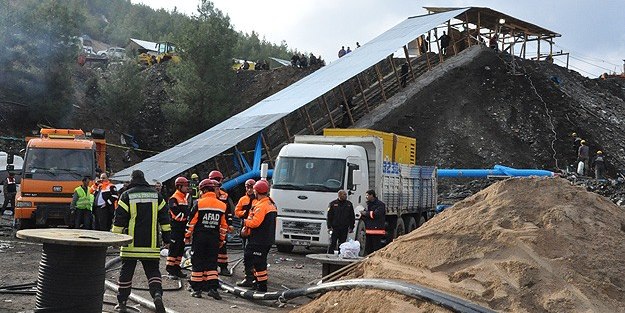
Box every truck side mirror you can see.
[351,169,363,190]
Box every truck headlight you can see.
[16,201,33,208]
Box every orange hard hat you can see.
[199,179,220,190]
[253,180,270,194]
[209,170,223,180]
[175,177,189,186]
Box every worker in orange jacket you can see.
[234,179,256,279]
[208,170,233,276]
[184,179,227,300]
[166,177,190,279]
[237,180,277,292]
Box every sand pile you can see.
[294,177,625,313]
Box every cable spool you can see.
[15,229,132,313]
[36,244,106,312]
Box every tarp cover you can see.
[113,8,469,183]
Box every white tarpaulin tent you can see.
[113,9,469,183]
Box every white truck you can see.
[271,129,437,254]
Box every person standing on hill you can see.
[360,190,386,255]
[327,190,355,253]
[593,151,606,179]
[338,46,346,58]
[578,140,590,176]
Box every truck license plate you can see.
[291,240,310,246]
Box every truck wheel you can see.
[355,220,366,256]
[417,215,426,228]
[276,244,294,253]
[404,216,417,233]
[392,218,405,240]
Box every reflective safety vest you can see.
[74,186,94,211]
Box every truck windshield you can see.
[23,148,94,181]
[272,157,345,192]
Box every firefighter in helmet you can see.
[166,176,190,278]
[185,179,227,300]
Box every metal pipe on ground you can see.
[104,257,180,313]
[438,164,554,178]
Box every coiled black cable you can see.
[35,243,107,313]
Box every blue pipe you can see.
[438,165,554,178]
[222,169,273,191]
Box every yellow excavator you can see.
[138,41,181,66]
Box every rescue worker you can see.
[189,173,200,200]
[327,190,355,253]
[594,151,606,179]
[70,176,94,229]
[166,176,190,278]
[238,180,277,292]
[2,172,17,214]
[235,179,256,279]
[185,179,227,300]
[578,140,590,176]
[112,170,170,313]
[93,173,118,231]
[572,132,582,169]
[209,170,233,276]
[359,189,386,255]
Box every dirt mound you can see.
[294,177,625,313]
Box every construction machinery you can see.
[138,41,180,66]
[271,129,437,254]
[13,129,106,230]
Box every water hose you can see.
[220,278,496,313]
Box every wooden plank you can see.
[374,63,387,101]
[260,133,275,167]
[403,46,416,81]
[214,158,221,173]
[339,85,355,126]
[537,34,541,60]
[388,55,402,87]
[320,96,336,128]
[355,75,370,113]
[281,118,292,140]
[434,28,443,63]
[300,106,316,134]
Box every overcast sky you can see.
[131,0,625,78]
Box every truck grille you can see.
[282,220,321,235]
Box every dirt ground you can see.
[0,215,323,313]
[295,177,625,313]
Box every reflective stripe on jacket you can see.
[112,183,170,259]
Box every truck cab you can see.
[272,143,367,253]
[14,129,106,230]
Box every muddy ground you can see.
[0,215,323,313]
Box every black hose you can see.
[220,278,496,313]
[35,243,107,313]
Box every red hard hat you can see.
[199,179,220,190]
[253,180,270,194]
[175,177,189,186]
[209,170,223,180]
[245,179,256,187]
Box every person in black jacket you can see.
[327,190,355,253]
[112,170,170,313]
[359,189,386,255]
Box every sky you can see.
[130,0,625,78]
